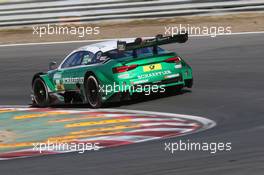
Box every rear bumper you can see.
[102,65,193,101]
[104,75,193,103]
[131,75,184,91]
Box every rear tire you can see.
[33,78,50,107]
[185,78,193,88]
[84,75,103,108]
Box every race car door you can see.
[57,51,94,91]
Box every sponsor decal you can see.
[118,73,129,79]
[56,84,65,91]
[164,73,180,79]
[131,79,149,85]
[174,64,182,69]
[143,63,162,72]
[53,73,62,79]
[62,77,84,84]
[138,70,171,79]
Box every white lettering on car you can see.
[137,70,172,79]
[62,77,84,84]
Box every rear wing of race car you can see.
[117,33,188,52]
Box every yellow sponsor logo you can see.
[143,64,162,72]
[56,84,65,91]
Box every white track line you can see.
[0,31,264,48]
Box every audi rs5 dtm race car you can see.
[31,33,193,108]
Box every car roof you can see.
[78,38,135,53]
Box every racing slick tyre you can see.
[33,78,50,107]
[185,78,193,88]
[85,75,103,108]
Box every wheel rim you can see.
[33,79,48,105]
[86,76,99,106]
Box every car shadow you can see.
[107,89,191,108]
[41,88,192,109]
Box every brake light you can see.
[164,57,181,63]
[112,64,138,73]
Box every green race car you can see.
[31,33,193,108]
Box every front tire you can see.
[85,75,103,108]
[33,78,50,107]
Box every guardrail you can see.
[0,0,264,27]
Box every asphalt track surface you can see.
[0,34,264,175]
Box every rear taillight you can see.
[112,64,138,73]
[164,57,181,63]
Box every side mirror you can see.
[49,61,57,70]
